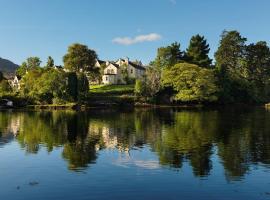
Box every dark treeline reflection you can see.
[0,108,270,179]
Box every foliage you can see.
[66,72,78,101]
[16,57,42,77]
[152,42,184,68]
[77,73,89,101]
[20,68,75,104]
[121,64,129,83]
[134,79,145,96]
[46,56,54,68]
[185,34,212,68]
[214,30,270,103]
[63,43,97,73]
[242,41,270,102]
[0,80,12,96]
[16,62,28,77]
[145,66,162,97]
[162,63,219,102]
[26,57,42,69]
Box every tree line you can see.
[136,30,270,104]
[0,44,99,104]
[1,30,270,105]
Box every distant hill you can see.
[0,57,19,78]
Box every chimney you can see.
[125,57,129,65]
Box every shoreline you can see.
[0,102,267,111]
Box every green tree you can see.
[162,63,219,102]
[0,80,12,96]
[145,66,162,97]
[16,62,28,77]
[153,42,183,68]
[26,57,42,69]
[46,56,54,68]
[121,64,129,84]
[63,43,97,73]
[134,79,145,96]
[16,57,42,77]
[214,30,248,102]
[242,41,270,102]
[77,73,89,101]
[185,34,212,68]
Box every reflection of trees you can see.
[216,108,270,180]
[12,111,103,170]
[151,110,218,176]
[0,108,270,179]
[62,113,104,170]
[0,112,21,146]
[16,111,69,153]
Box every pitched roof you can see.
[129,61,146,70]
[97,59,106,64]
[15,75,22,80]
[107,62,120,69]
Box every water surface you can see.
[0,108,270,200]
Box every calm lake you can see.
[0,107,270,200]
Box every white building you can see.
[96,58,146,85]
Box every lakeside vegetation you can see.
[1,30,270,107]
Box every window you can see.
[131,69,133,74]
[106,76,108,81]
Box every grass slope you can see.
[89,84,134,96]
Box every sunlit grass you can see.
[89,84,134,95]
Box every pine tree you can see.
[154,42,184,68]
[185,34,212,68]
[46,56,54,68]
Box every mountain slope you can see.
[0,57,19,77]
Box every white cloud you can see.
[112,33,162,45]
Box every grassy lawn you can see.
[89,84,134,95]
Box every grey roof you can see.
[97,59,106,64]
[129,62,146,70]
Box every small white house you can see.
[10,75,21,91]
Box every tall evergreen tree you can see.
[215,30,246,75]
[214,30,248,102]
[46,56,54,68]
[153,42,183,68]
[185,34,212,68]
[243,41,270,102]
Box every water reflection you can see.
[0,108,270,180]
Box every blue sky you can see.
[1,0,270,65]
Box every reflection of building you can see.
[89,123,130,153]
[0,115,21,146]
[6,115,21,137]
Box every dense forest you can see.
[136,30,270,104]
